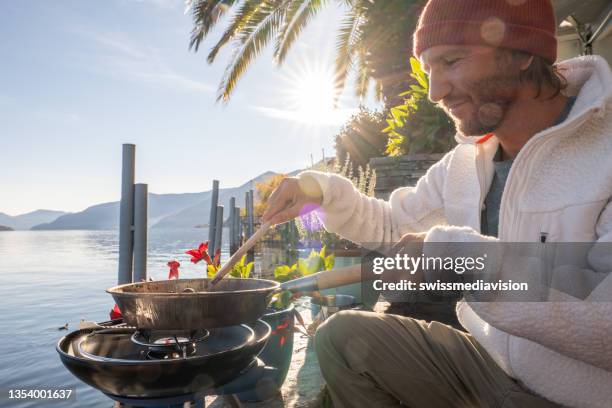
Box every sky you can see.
[0,0,380,216]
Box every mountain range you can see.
[0,210,68,230]
[29,171,285,230]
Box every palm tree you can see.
[359,0,424,107]
[187,0,424,104]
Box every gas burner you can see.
[131,328,210,348]
[130,328,210,359]
[145,347,196,360]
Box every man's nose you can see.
[428,70,451,104]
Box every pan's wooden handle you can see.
[315,264,364,290]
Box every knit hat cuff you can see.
[414,20,557,64]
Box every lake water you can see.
[0,229,237,407]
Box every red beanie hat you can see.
[413,0,557,64]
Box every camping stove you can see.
[57,319,274,407]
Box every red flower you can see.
[185,242,213,265]
[110,304,122,320]
[167,260,180,279]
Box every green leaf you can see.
[408,57,429,90]
[409,57,422,77]
[245,262,254,278]
[239,254,247,266]
[390,107,405,118]
[274,265,291,279]
[297,258,310,275]
[271,290,293,310]
[278,265,291,274]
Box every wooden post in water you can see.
[133,183,148,282]
[214,205,224,262]
[248,190,255,236]
[246,190,255,264]
[208,180,219,254]
[118,144,135,285]
[228,197,237,255]
[234,207,242,249]
[244,191,251,236]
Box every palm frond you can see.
[188,0,239,52]
[273,0,326,65]
[271,0,302,63]
[217,0,294,101]
[333,8,363,104]
[354,46,369,100]
[374,79,383,100]
[206,0,265,64]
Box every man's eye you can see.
[444,58,460,66]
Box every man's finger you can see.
[262,184,289,222]
[267,179,287,203]
[389,241,407,257]
[270,204,302,225]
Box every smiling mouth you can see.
[446,101,469,115]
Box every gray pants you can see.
[314,310,559,408]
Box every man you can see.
[262,0,612,406]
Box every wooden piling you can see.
[246,190,255,264]
[208,180,219,254]
[228,197,237,255]
[244,191,251,237]
[214,205,224,262]
[118,144,135,285]
[233,206,241,249]
[133,183,148,282]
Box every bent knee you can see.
[316,310,368,335]
[315,311,381,370]
[314,310,375,353]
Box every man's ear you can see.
[519,55,534,71]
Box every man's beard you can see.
[441,71,521,136]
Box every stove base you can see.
[106,358,278,407]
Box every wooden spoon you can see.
[210,220,273,285]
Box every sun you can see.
[294,70,336,119]
[274,59,356,126]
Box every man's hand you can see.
[261,176,324,225]
[383,232,428,284]
[391,232,427,256]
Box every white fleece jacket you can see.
[299,56,612,408]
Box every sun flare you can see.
[259,59,356,127]
[294,71,336,119]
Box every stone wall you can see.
[369,154,445,199]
